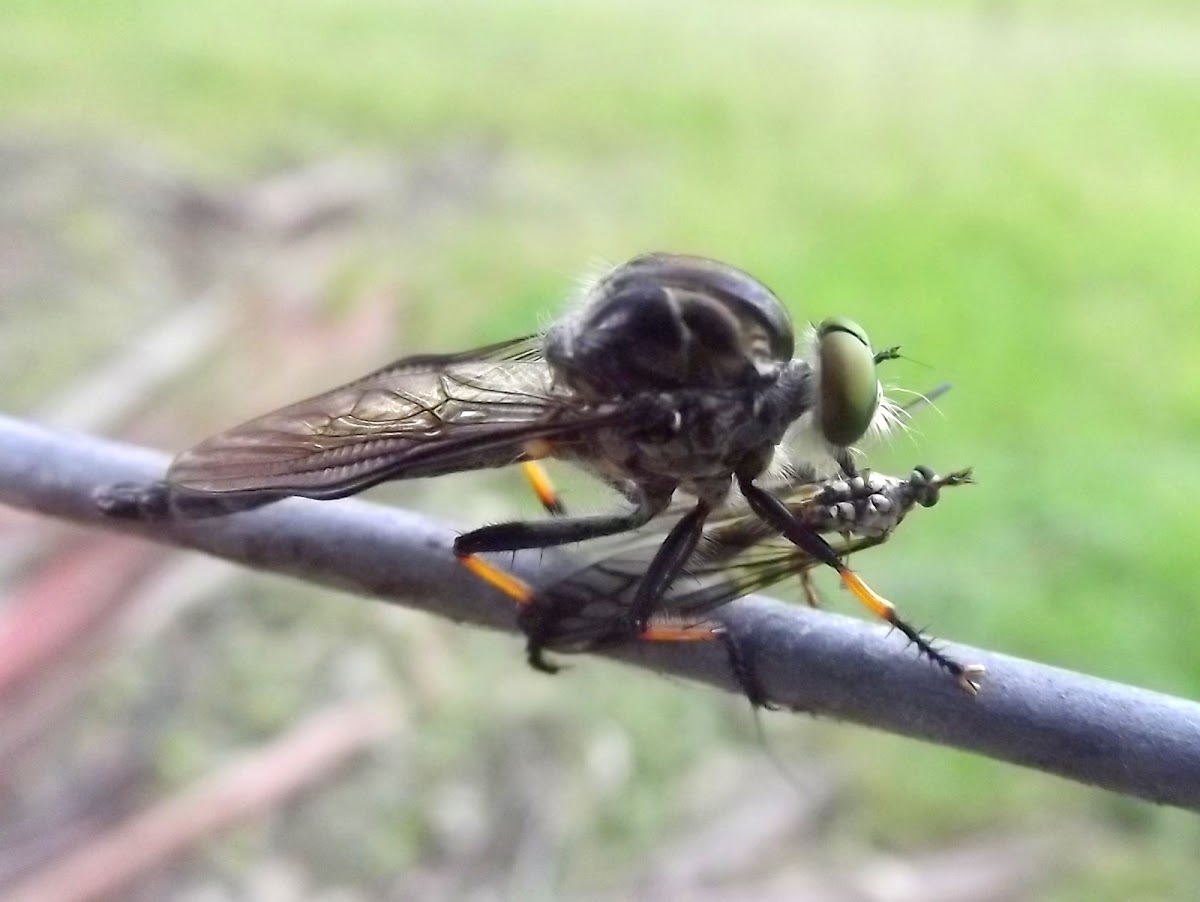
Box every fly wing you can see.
[166,335,610,501]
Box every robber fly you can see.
[98,252,904,633]
[463,466,981,703]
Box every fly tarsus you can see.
[884,612,985,695]
[526,641,563,674]
[516,601,586,676]
[739,470,983,694]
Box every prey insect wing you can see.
[511,470,922,646]
[518,532,877,652]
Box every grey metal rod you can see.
[1,413,1198,811]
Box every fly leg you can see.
[460,552,768,704]
[453,487,671,556]
[520,462,566,517]
[640,615,773,709]
[455,480,685,656]
[516,460,611,668]
[518,463,712,641]
[736,473,984,694]
[499,463,669,664]
[798,569,822,608]
[456,553,567,673]
[625,499,713,630]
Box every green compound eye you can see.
[816,316,881,447]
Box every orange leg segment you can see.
[639,619,724,643]
[458,553,721,643]
[457,553,534,605]
[520,461,565,516]
[835,564,984,694]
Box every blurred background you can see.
[2,1,1199,899]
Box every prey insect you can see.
[463,465,981,704]
[98,253,906,631]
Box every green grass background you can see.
[4,0,1199,897]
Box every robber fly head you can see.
[548,255,895,452]
[810,316,893,449]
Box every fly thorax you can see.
[545,253,796,400]
[590,384,787,487]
